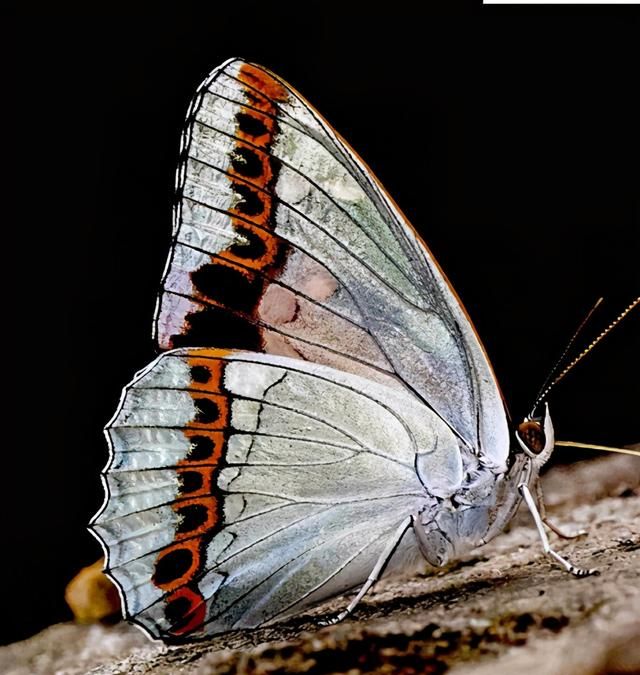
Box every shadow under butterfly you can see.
[89,58,639,642]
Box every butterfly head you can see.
[515,402,555,466]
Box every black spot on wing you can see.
[191,261,263,312]
[188,435,215,461]
[230,146,263,178]
[172,306,261,351]
[176,504,209,534]
[189,365,211,384]
[179,471,204,494]
[229,226,267,261]
[236,112,268,138]
[153,549,193,586]
[165,596,191,624]
[193,398,220,424]
[191,260,264,312]
[232,183,264,216]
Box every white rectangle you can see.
[485,1,638,3]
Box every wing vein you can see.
[191,116,421,292]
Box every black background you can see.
[4,3,638,645]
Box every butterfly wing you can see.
[90,349,464,640]
[155,58,508,462]
[92,58,511,640]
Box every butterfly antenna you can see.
[530,296,604,416]
[533,295,639,412]
[556,441,640,458]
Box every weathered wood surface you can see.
[2,454,638,675]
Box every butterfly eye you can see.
[516,420,546,454]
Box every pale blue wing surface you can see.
[91,349,463,639]
[154,58,509,464]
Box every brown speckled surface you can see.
[2,454,638,675]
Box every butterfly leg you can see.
[519,482,596,577]
[320,515,413,626]
[535,481,587,539]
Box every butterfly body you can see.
[91,58,573,642]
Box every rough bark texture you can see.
[2,454,639,675]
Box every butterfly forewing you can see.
[155,58,508,459]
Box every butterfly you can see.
[89,57,600,642]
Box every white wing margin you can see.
[90,348,463,640]
[154,58,509,463]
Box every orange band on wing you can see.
[151,355,236,635]
[237,62,288,105]
[170,63,291,353]
[152,64,292,634]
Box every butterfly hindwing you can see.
[91,349,464,640]
[155,58,508,461]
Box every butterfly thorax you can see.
[414,404,556,568]
[415,451,530,567]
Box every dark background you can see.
[4,3,638,645]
